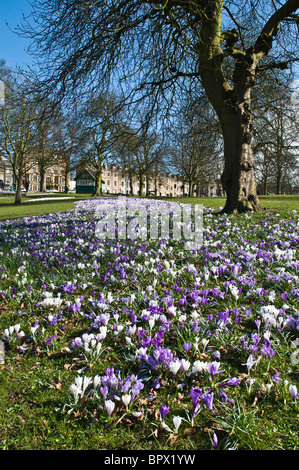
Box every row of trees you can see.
[12,0,297,213]
[1,57,298,203]
[0,61,224,203]
[0,62,82,203]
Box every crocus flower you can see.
[122,394,131,410]
[105,399,115,417]
[159,404,170,422]
[173,416,182,432]
[212,432,218,448]
[224,377,241,386]
[183,342,192,354]
[207,361,224,383]
[289,385,298,401]
[169,360,181,375]
[202,391,215,413]
[243,354,255,373]
[189,387,202,407]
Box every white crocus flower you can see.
[173,416,182,432]
[122,394,131,410]
[169,360,181,375]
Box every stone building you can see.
[0,155,75,192]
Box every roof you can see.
[74,168,96,181]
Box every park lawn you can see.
[0,193,93,221]
[0,194,298,222]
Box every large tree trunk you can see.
[14,177,22,205]
[139,174,144,196]
[220,105,262,213]
[93,163,102,197]
[39,165,47,192]
[64,153,70,194]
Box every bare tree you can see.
[169,96,222,196]
[32,100,65,192]
[0,65,39,204]
[252,78,299,194]
[78,93,121,196]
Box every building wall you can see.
[0,155,219,197]
[0,156,75,192]
[100,165,220,198]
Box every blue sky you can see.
[0,0,34,68]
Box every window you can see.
[107,180,110,185]
[114,180,117,186]
[78,179,94,186]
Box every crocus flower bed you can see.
[0,197,298,450]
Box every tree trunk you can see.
[93,164,102,197]
[14,177,22,205]
[189,180,195,198]
[139,174,144,196]
[276,169,282,195]
[220,105,262,213]
[64,154,70,193]
[263,180,268,196]
[39,165,47,192]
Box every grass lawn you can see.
[0,193,298,222]
[0,193,92,221]
[0,193,298,451]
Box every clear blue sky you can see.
[0,0,33,68]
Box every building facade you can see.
[75,164,221,198]
[0,156,75,192]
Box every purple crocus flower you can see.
[212,432,218,449]
[189,387,202,407]
[271,372,282,383]
[289,385,298,401]
[159,404,170,422]
[202,391,215,413]
[224,377,241,386]
[183,342,192,355]
[100,385,108,399]
[207,362,224,383]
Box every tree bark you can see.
[93,163,102,197]
[139,174,144,196]
[64,153,70,193]
[39,165,47,192]
[14,177,22,205]
[219,104,262,213]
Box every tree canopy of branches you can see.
[19,0,299,212]
[168,95,223,196]
[253,84,299,194]
[0,64,39,204]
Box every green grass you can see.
[1,194,298,222]
[0,193,93,221]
